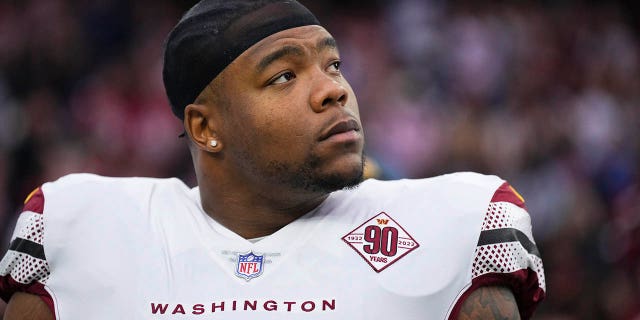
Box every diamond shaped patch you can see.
[342,212,419,272]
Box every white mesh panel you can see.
[0,251,50,284]
[482,202,535,242]
[1,210,50,284]
[474,198,546,291]
[11,211,45,245]
[472,242,546,291]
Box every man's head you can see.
[163,0,320,119]
[163,0,364,196]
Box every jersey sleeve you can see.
[452,181,546,319]
[0,187,54,312]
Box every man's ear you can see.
[184,103,223,152]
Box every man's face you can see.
[214,25,364,193]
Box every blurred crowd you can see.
[1,0,639,318]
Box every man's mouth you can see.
[319,119,360,141]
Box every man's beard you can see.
[261,150,365,194]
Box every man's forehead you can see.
[162,0,321,119]
[244,25,336,59]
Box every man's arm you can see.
[3,293,54,320]
[458,181,546,319]
[1,187,54,320]
[457,286,521,320]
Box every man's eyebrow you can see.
[257,45,304,73]
[256,37,338,73]
[317,37,337,52]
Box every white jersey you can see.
[0,172,545,319]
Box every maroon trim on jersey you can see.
[490,182,526,209]
[448,269,545,320]
[23,187,45,214]
[0,274,55,317]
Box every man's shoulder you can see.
[42,173,188,194]
[358,171,505,195]
[331,172,507,217]
[36,173,192,212]
[46,172,186,186]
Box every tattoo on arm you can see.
[458,286,521,320]
[4,292,55,320]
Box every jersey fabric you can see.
[0,172,545,319]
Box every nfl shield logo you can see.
[235,252,264,281]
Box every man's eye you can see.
[328,61,341,72]
[271,72,296,84]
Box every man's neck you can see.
[198,182,329,239]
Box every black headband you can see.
[163,0,321,119]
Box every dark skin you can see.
[3,26,521,319]
[459,286,522,320]
[4,293,53,320]
[185,26,364,239]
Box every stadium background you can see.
[1,0,639,318]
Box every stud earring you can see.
[210,140,218,148]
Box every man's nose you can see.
[309,72,348,113]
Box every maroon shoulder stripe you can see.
[23,187,44,214]
[490,182,526,209]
